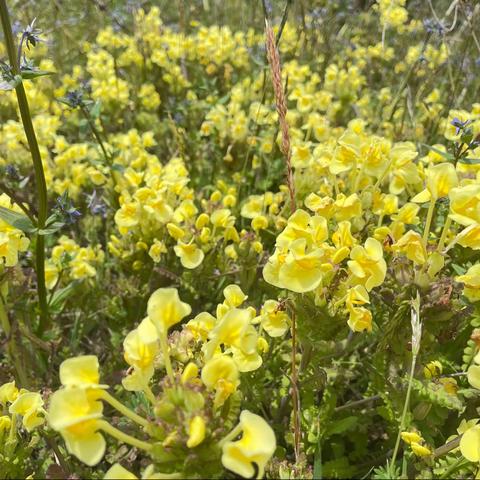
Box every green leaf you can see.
[421,144,454,161]
[49,281,78,312]
[451,263,466,275]
[112,163,125,173]
[324,416,358,438]
[20,68,55,80]
[458,157,480,165]
[90,100,102,118]
[0,206,35,233]
[313,443,322,480]
[37,221,65,235]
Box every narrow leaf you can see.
[0,206,35,232]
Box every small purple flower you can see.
[451,117,471,135]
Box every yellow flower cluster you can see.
[46,286,280,477]
[0,381,45,447]
[45,235,104,288]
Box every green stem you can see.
[439,456,469,479]
[143,384,156,404]
[0,1,49,334]
[160,331,174,382]
[437,217,452,252]
[98,390,150,429]
[98,420,152,451]
[433,435,461,458]
[79,104,111,166]
[389,353,417,475]
[5,412,17,457]
[422,200,435,248]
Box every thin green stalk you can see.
[389,352,417,474]
[437,217,452,252]
[98,390,150,429]
[439,456,469,479]
[79,104,111,166]
[0,1,49,334]
[98,420,152,451]
[389,295,422,476]
[5,412,17,457]
[160,331,174,382]
[422,200,435,248]
[144,385,156,404]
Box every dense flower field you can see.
[2,0,480,478]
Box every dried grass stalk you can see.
[265,19,296,213]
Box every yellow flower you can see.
[124,328,159,372]
[332,221,357,249]
[9,392,45,431]
[174,241,204,269]
[252,215,268,232]
[449,185,480,226]
[460,425,480,462]
[166,223,185,240]
[231,346,262,373]
[334,193,362,222]
[330,131,362,174]
[0,415,11,433]
[187,415,206,448]
[211,209,234,228]
[391,203,420,225]
[439,377,458,395]
[401,431,422,444]
[467,365,480,389]
[48,387,105,466]
[240,195,264,219]
[345,285,370,308]
[392,231,427,265]
[186,312,216,341]
[181,363,199,384]
[114,202,140,228]
[412,163,458,202]
[205,308,255,359]
[424,360,442,379]
[201,354,239,407]
[0,381,19,404]
[259,300,289,337]
[410,442,431,457]
[275,209,315,247]
[347,306,372,332]
[279,239,330,293]
[122,326,159,392]
[104,464,137,479]
[45,261,59,289]
[456,225,480,250]
[59,356,108,390]
[223,284,247,308]
[195,213,210,229]
[147,288,192,335]
[456,265,480,302]
[221,410,276,479]
[347,238,386,291]
[304,193,335,218]
[148,239,167,263]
